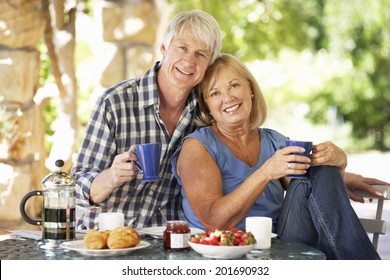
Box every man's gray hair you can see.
[162,10,222,64]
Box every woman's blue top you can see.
[171,126,287,230]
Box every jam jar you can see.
[163,220,191,252]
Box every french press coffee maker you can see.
[20,159,76,249]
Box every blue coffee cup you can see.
[132,143,162,182]
[285,139,313,179]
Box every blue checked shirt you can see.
[71,61,199,229]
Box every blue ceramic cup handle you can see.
[131,151,143,173]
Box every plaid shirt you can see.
[71,61,199,229]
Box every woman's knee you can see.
[310,165,342,180]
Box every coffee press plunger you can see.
[20,159,76,249]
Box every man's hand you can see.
[90,145,139,204]
[344,172,389,203]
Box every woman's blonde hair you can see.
[196,53,267,130]
[161,10,222,65]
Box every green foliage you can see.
[36,39,57,153]
[78,0,93,15]
[37,40,53,87]
[43,99,57,154]
[168,0,327,60]
[167,0,390,150]
[321,0,390,150]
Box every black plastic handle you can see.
[19,190,43,226]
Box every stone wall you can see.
[0,0,47,229]
[0,0,164,230]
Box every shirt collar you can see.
[137,61,199,111]
[136,61,161,110]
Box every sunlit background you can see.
[61,0,390,258]
[71,0,390,153]
[0,0,389,258]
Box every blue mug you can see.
[285,139,313,179]
[132,143,162,182]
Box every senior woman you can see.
[171,53,380,260]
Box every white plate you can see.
[188,241,255,259]
[140,226,204,239]
[60,240,150,256]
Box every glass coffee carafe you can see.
[20,159,76,249]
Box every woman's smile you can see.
[224,103,241,113]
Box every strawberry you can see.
[241,232,256,245]
[193,233,203,240]
[190,236,200,243]
[205,236,219,245]
[199,238,208,245]
[233,230,244,239]
[189,228,256,246]
[219,232,235,246]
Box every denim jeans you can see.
[276,165,380,260]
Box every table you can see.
[0,232,325,260]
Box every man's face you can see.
[160,29,212,93]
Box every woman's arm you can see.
[176,138,270,230]
[176,138,310,230]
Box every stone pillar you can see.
[0,0,47,229]
[98,0,160,87]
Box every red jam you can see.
[163,220,191,252]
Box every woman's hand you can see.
[310,141,347,175]
[260,146,311,181]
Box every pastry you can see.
[107,227,140,249]
[83,230,110,249]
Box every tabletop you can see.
[0,230,325,260]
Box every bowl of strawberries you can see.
[188,228,256,259]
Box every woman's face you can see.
[205,67,253,128]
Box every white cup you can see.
[98,212,124,231]
[245,216,272,249]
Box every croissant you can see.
[107,227,141,249]
[83,230,110,249]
